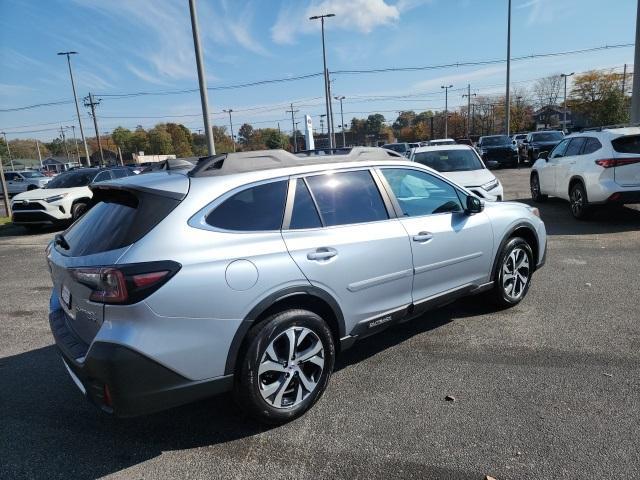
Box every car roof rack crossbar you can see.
[188,147,402,177]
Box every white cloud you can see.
[516,0,571,25]
[272,0,401,45]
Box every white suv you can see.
[1,170,51,195]
[11,167,134,230]
[530,127,640,219]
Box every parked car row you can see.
[1,170,51,195]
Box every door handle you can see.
[307,248,337,261]
[412,232,433,243]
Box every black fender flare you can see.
[490,221,539,281]
[224,285,345,375]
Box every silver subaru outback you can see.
[46,147,546,424]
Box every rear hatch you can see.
[611,134,640,187]
[47,174,188,345]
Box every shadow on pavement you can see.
[518,197,640,236]
[0,299,484,479]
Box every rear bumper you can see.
[606,190,640,204]
[49,306,233,417]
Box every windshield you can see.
[532,132,563,142]
[20,171,45,178]
[482,136,511,146]
[514,135,526,140]
[46,171,96,188]
[414,149,484,172]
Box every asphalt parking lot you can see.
[1,167,639,480]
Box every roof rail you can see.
[188,147,403,177]
[580,122,640,132]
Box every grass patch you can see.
[0,216,10,226]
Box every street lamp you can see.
[309,13,336,149]
[441,85,453,138]
[67,125,80,162]
[560,72,574,133]
[189,0,215,155]
[223,109,236,152]
[334,95,346,147]
[57,51,91,165]
[505,0,512,136]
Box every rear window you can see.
[206,180,288,231]
[612,135,640,154]
[532,132,564,142]
[414,149,484,172]
[61,189,181,256]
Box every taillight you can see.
[596,158,640,168]
[72,268,128,303]
[70,261,180,305]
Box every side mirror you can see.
[465,195,484,215]
[538,151,549,161]
[523,139,529,144]
[485,160,499,169]
[513,140,517,145]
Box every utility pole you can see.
[59,127,70,161]
[309,13,336,149]
[560,72,574,133]
[294,121,300,151]
[0,157,11,218]
[1,132,14,170]
[36,140,43,169]
[223,109,236,152]
[471,104,476,136]
[462,84,476,139]
[189,0,215,155]
[328,78,336,147]
[505,0,512,136]
[334,95,346,147]
[622,63,628,95]
[430,115,434,139]
[632,0,640,123]
[286,103,300,152]
[84,93,104,166]
[69,125,80,162]
[278,122,281,135]
[320,115,326,137]
[441,85,453,138]
[57,52,90,166]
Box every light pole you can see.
[68,125,80,162]
[309,13,336,149]
[189,0,215,155]
[334,95,346,147]
[57,52,90,166]
[631,0,640,123]
[441,85,453,138]
[223,109,235,152]
[462,85,476,139]
[1,132,14,170]
[505,0,512,136]
[560,72,574,132]
[320,114,327,139]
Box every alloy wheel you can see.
[502,247,530,301]
[531,175,540,199]
[258,326,325,409]
[570,187,584,217]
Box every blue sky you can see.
[0,0,637,141]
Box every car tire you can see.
[233,309,335,425]
[569,182,593,220]
[71,202,88,221]
[530,173,547,202]
[23,224,41,233]
[27,184,38,191]
[488,237,534,308]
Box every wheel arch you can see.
[491,222,540,281]
[71,196,92,207]
[224,285,345,375]
[568,175,586,197]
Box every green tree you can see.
[147,124,173,154]
[570,70,628,127]
[130,126,149,154]
[238,123,255,146]
[112,127,133,154]
[166,123,193,157]
[262,128,289,149]
[365,114,386,135]
[212,126,235,153]
[392,111,415,131]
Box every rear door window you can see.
[305,170,388,226]
[289,180,322,229]
[582,137,602,154]
[564,138,586,157]
[550,139,570,159]
[206,180,288,231]
[111,168,129,178]
[93,171,112,183]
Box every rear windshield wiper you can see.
[55,233,70,250]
